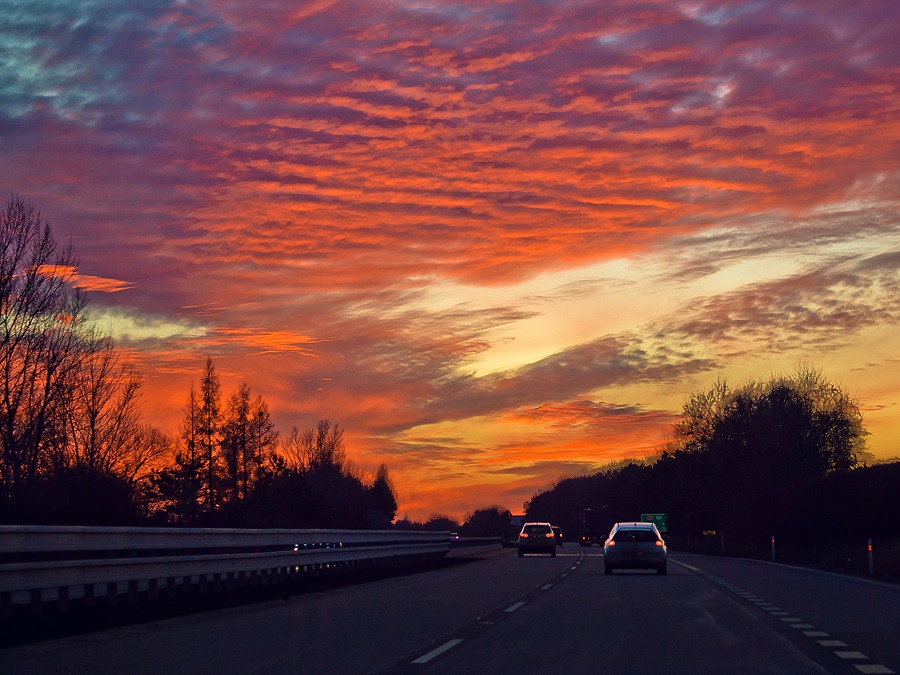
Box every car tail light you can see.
[545,532,555,538]
[606,540,616,546]
[656,540,664,546]
[520,532,529,538]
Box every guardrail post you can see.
[166,577,177,600]
[107,581,118,606]
[867,538,874,575]
[30,588,41,615]
[84,582,95,607]
[58,585,70,612]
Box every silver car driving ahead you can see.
[603,521,667,575]
[517,522,557,557]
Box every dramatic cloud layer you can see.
[2,0,898,519]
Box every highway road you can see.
[1,544,897,674]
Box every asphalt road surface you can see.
[1,544,897,674]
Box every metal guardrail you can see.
[0,525,451,616]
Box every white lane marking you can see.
[541,584,552,590]
[504,601,526,613]
[673,558,893,672]
[560,573,568,578]
[411,639,464,664]
[835,651,868,660]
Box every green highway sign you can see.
[641,513,668,533]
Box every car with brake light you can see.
[517,522,557,557]
[551,525,563,547]
[603,521,667,574]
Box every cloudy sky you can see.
[3,0,898,520]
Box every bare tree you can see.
[280,425,306,472]
[0,196,93,513]
[123,425,174,517]
[672,376,732,453]
[120,424,171,486]
[52,334,144,477]
[279,419,346,473]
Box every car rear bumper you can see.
[604,551,666,569]
[518,543,556,554]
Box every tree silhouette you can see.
[524,367,876,556]
[460,506,511,537]
[368,463,398,524]
[199,357,221,512]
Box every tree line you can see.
[525,367,899,569]
[394,506,513,538]
[1,196,396,528]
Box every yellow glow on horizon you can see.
[88,308,206,342]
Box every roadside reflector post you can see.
[771,535,775,562]
[867,538,874,575]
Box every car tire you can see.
[518,549,524,557]
[657,564,667,575]
[604,564,613,575]
[551,549,556,557]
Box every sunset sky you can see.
[3,0,899,521]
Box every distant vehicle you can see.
[580,506,613,546]
[603,522,667,575]
[502,514,527,547]
[517,522,557,557]
[551,525,563,547]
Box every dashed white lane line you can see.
[407,557,582,669]
[673,560,896,674]
[411,639,464,664]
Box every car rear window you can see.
[612,529,659,543]
[523,525,551,534]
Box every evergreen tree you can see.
[199,357,221,513]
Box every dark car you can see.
[551,525,563,547]
[603,522,667,574]
[517,522,557,557]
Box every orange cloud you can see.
[5,0,899,522]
